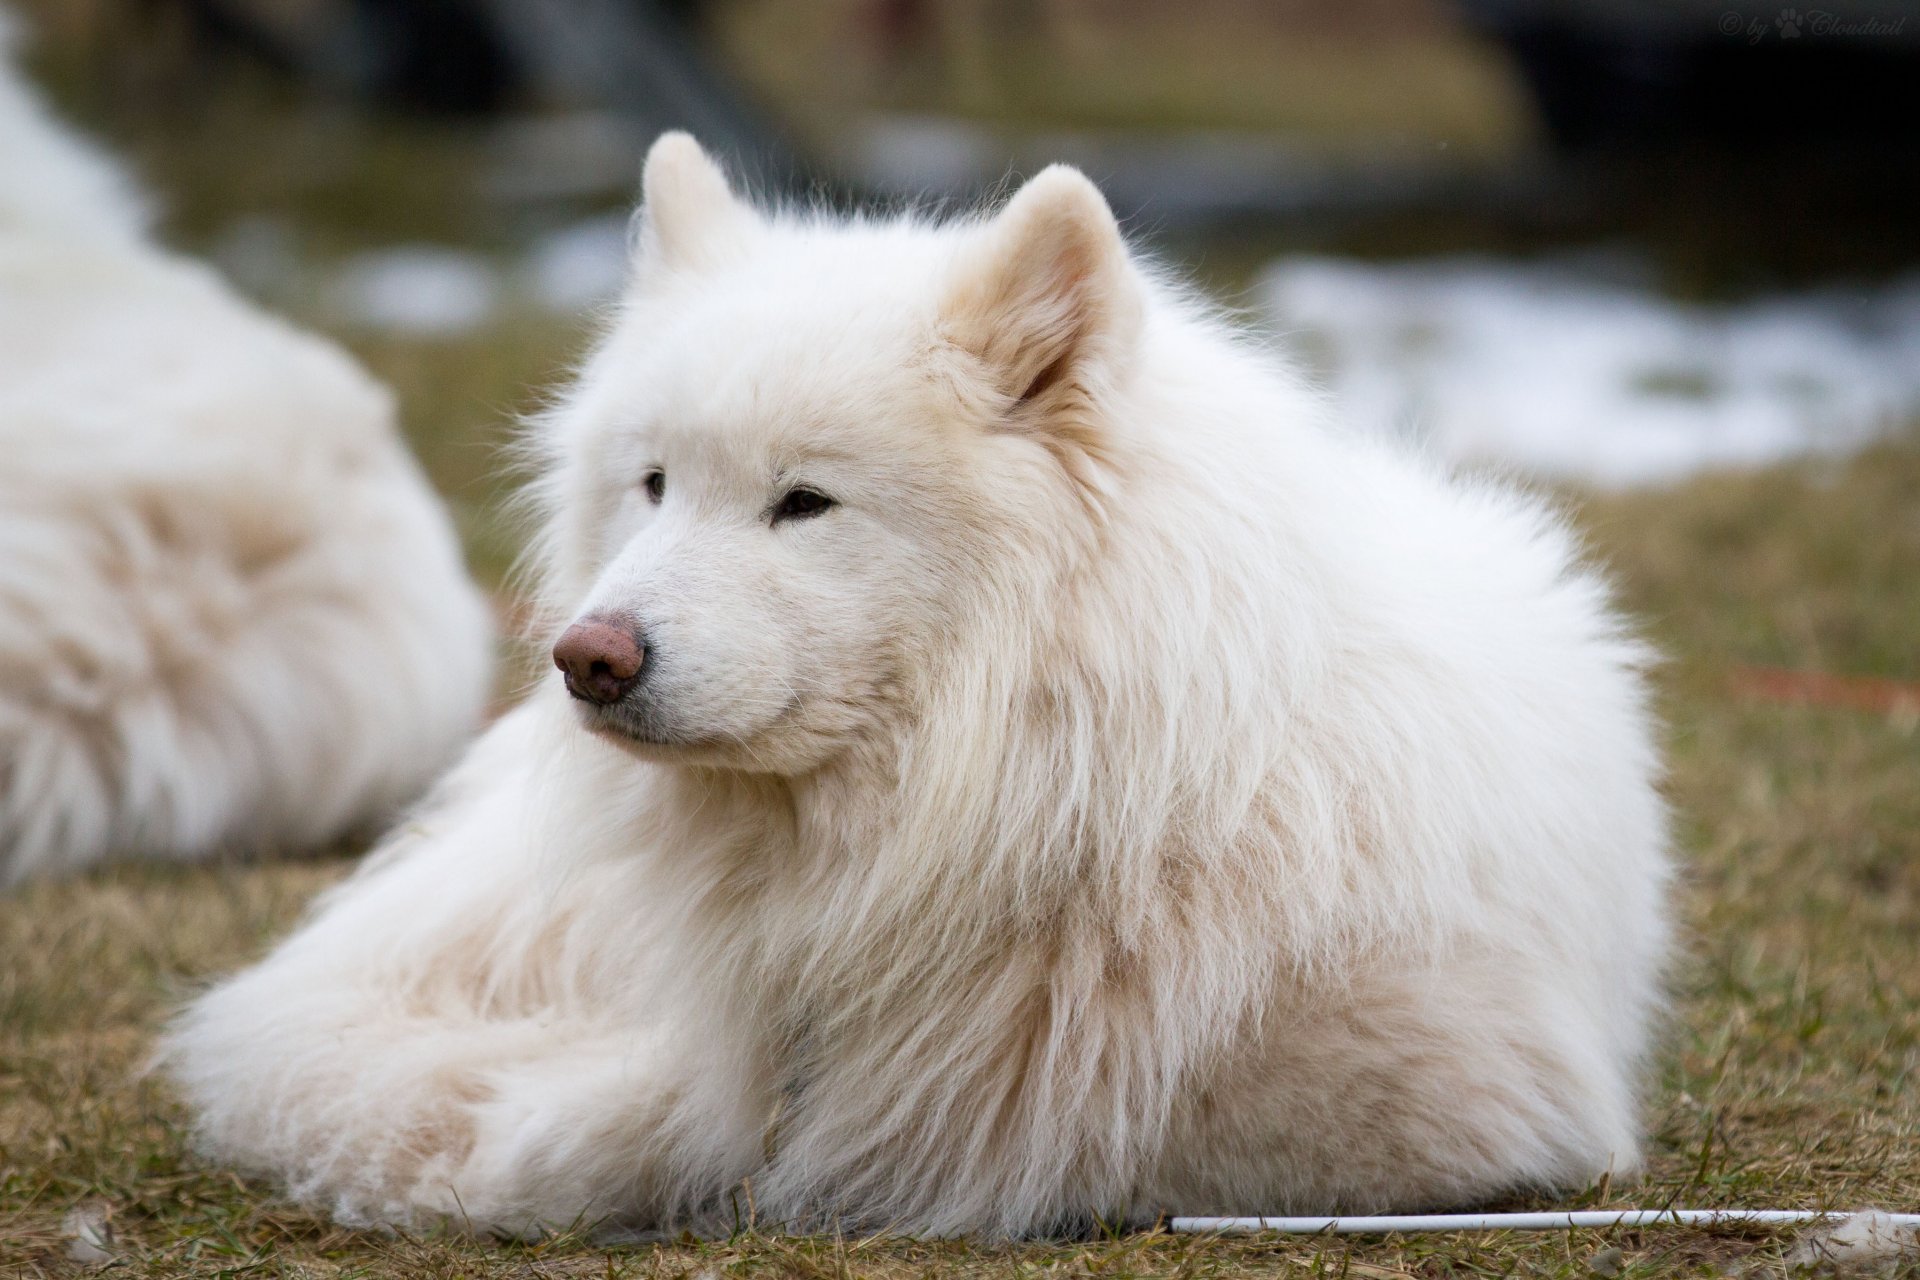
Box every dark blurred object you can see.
[1461,0,1920,151]
[180,0,794,173]
[178,0,519,111]
[1438,0,1920,286]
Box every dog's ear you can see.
[942,165,1141,428]
[633,132,755,279]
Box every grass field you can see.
[1,291,1915,1276]
[5,11,1919,1269]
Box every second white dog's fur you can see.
[0,32,493,884]
[167,136,1670,1237]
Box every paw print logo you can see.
[1777,7,1803,35]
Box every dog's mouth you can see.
[572,699,683,750]
[569,697,760,764]
[568,689,805,768]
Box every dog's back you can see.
[0,28,493,883]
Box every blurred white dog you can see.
[168,135,1670,1237]
[0,32,493,884]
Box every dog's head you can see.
[538,134,1145,773]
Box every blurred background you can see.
[6,13,1919,1269]
[13,0,1920,584]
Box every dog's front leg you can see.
[166,702,773,1235]
[412,1023,772,1238]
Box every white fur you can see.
[166,135,1671,1238]
[0,34,493,884]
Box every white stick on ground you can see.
[1169,1210,1920,1234]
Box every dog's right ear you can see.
[632,133,756,280]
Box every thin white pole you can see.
[1169,1210,1920,1234]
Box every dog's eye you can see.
[772,488,835,523]
[642,470,665,504]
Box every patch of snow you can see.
[61,1203,115,1267]
[1787,1210,1920,1274]
[1260,256,1920,486]
[522,213,630,314]
[326,245,501,336]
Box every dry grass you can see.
[1,309,1915,1277]
[5,15,1918,1268]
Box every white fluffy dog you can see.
[167,135,1670,1238]
[0,38,493,884]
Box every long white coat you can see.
[168,135,1669,1238]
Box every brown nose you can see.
[552,616,646,706]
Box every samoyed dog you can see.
[167,135,1670,1237]
[0,33,492,884]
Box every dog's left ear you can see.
[942,165,1141,424]
[632,132,757,281]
